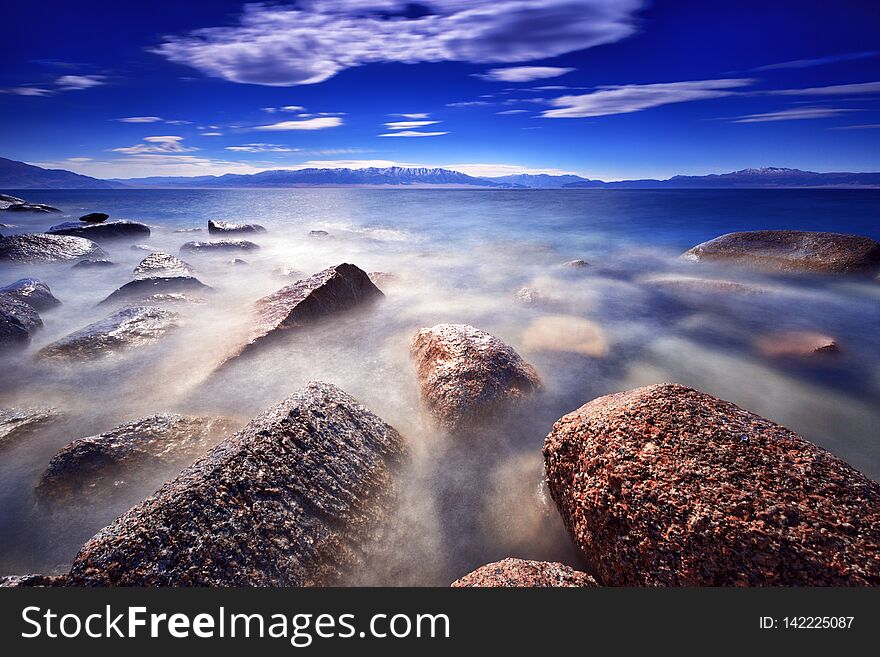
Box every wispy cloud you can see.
[542,78,754,118]
[831,123,880,130]
[384,120,441,130]
[731,107,860,122]
[225,143,298,153]
[771,81,880,96]
[201,132,224,136]
[116,116,164,123]
[378,130,449,138]
[56,75,105,90]
[389,113,430,119]
[754,51,879,71]
[447,101,491,108]
[112,135,198,154]
[1,87,53,96]
[152,1,643,86]
[253,116,343,131]
[475,66,575,83]
[497,109,529,115]
[262,105,306,113]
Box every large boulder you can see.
[180,240,259,254]
[207,219,266,234]
[47,220,150,241]
[0,295,42,349]
[79,212,108,223]
[683,230,880,275]
[133,251,195,279]
[452,559,597,587]
[222,263,383,365]
[0,407,58,449]
[0,233,105,263]
[0,278,60,311]
[36,414,236,504]
[544,383,880,586]
[101,276,211,304]
[63,381,405,586]
[37,306,178,361]
[410,324,542,431]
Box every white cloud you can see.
[116,116,164,123]
[2,87,53,96]
[731,107,859,123]
[542,78,754,118]
[754,51,879,71]
[378,130,449,137]
[384,120,441,129]
[201,132,224,136]
[497,109,529,115]
[152,0,643,86]
[771,81,880,96]
[65,157,93,162]
[56,75,105,90]
[112,135,198,154]
[476,66,575,83]
[832,123,880,130]
[226,143,298,152]
[447,100,491,108]
[390,112,429,119]
[254,116,343,131]
[281,105,305,112]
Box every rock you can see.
[207,219,266,235]
[563,259,590,268]
[222,263,383,365]
[138,293,206,305]
[0,278,60,310]
[755,331,840,359]
[520,315,608,357]
[36,414,236,504]
[0,233,106,263]
[410,324,542,431]
[62,381,404,586]
[37,306,179,362]
[544,383,880,586]
[72,259,116,269]
[180,240,259,254]
[642,274,768,296]
[174,227,202,233]
[231,258,248,266]
[273,266,305,279]
[0,295,42,349]
[0,407,57,449]
[309,230,330,237]
[47,220,150,241]
[0,574,65,587]
[514,286,547,305]
[130,244,155,252]
[132,252,195,279]
[2,202,60,213]
[683,230,880,275]
[79,212,108,223]
[101,276,212,304]
[452,559,597,587]
[368,271,397,288]
[0,193,25,210]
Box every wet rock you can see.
[273,266,305,279]
[63,381,405,586]
[563,259,590,268]
[452,559,597,587]
[132,252,195,279]
[521,315,608,357]
[79,212,108,223]
[514,286,548,305]
[101,276,212,304]
[683,230,880,275]
[174,227,202,233]
[37,306,179,362]
[139,293,206,305]
[0,193,25,210]
[222,263,383,365]
[0,407,57,448]
[130,244,155,252]
[180,240,259,254]
[36,414,236,504]
[755,331,840,359]
[309,230,330,237]
[0,574,66,587]
[48,220,150,241]
[544,383,880,586]
[642,274,768,296]
[2,202,60,213]
[0,278,60,311]
[0,233,106,263]
[231,258,248,266]
[410,324,542,431]
[0,295,42,349]
[73,259,116,269]
[207,219,266,235]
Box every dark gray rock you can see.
[79,212,109,223]
[309,230,330,237]
[101,276,212,304]
[48,220,150,241]
[73,259,116,269]
[0,233,106,263]
[2,202,60,213]
[0,278,60,311]
[0,194,25,210]
[37,306,178,361]
[132,252,195,279]
[0,407,58,449]
[63,381,405,586]
[180,240,259,254]
[0,295,42,349]
[207,219,266,235]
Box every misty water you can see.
[1,188,879,583]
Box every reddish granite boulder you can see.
[452,558,597,587]
[544,383,880,586]
[682,230,880,274]
[411,324,542,431]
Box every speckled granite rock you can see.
[544,383,880,586]
[0,294,42,348]
[36,414,236,503]
[683,230,880,274]
[0,277,60,310]
[63,381,404,586]
[411,324,541,431]
[222,263,383,365]
[0,407,58,448]
[180,240,259,254]
[47,220,150,241]
[37,306,178,361]
[0,574,65,587]
[133,252,195,279]
[208,219,266,234]
[101,276,211,304]
[452,558,597,587]
[0,233,106,263]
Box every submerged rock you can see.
[0,407,58,449]
[452,559,597,587]
[222,263,383,365]
[520,315,608,357]
[130,244,155,252]
[544,383,880,586]
[273,266,305,279]
[72,259,116,269]
[513,286,548,306]
[755,331,840,359]
[180,240,259,254]
[63,381,405,586]
[0,295,42,349]
[133,252,195,279]
[410,324,542,431]
[207,219,266,235]
[101,276,212,304]
[562,259,590,268]
[36,414,236,504]
[0,278,60,311]
[641,274,769,298]
[0,194,25,210]
[309,230,330,238]
[0,233,105,263]
[79,212,109,223]
[2,202,60,213]
[683,230,880,275]
[47,220,150,241]
[37,306,178,361]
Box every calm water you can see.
[1,188,879,583]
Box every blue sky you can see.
[1,0,878,180]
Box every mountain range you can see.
[1,157,879,190]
